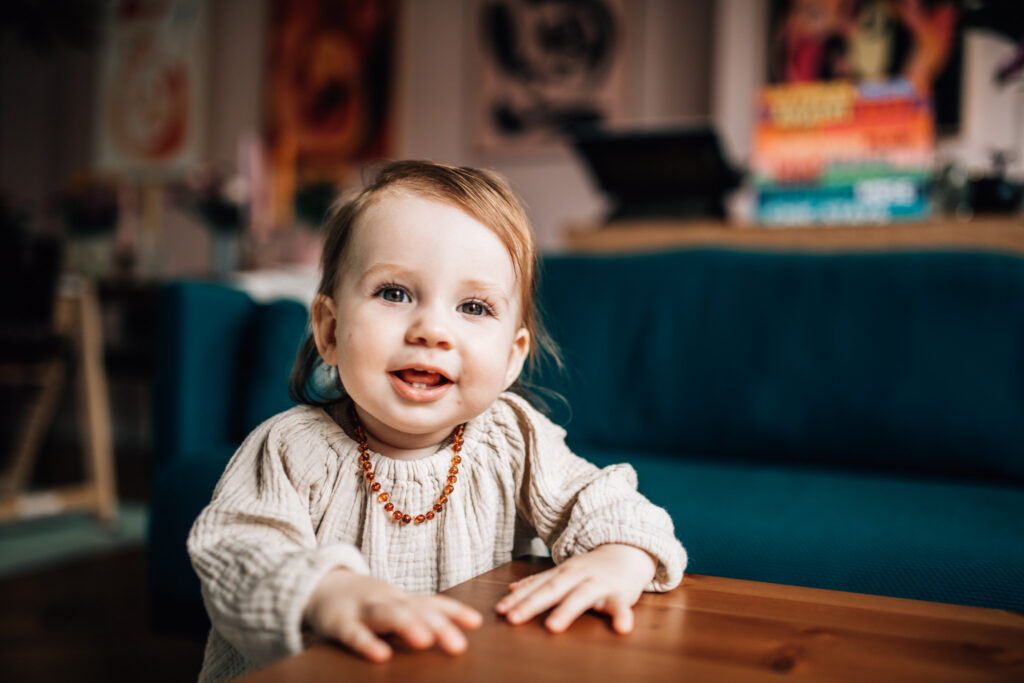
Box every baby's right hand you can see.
[302,568,483,662]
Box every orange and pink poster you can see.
[265,0,397,224]
[95,0,207,176]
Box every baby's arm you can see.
[500,396,686,633]
[495,543,656,633]
[188,419,371,665]
[303,568,482,661]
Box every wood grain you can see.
[238,558,1024,682]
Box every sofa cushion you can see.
[579,447,1024,611]
[537,250,1024,484]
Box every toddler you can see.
[187,160,686,682]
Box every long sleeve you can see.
[501,394,687,591]
[187,413,369,671]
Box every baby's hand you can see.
[495,544,656,634]
[303,569,483,662]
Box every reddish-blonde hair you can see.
[290,160,560,405]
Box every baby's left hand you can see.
[495,544,656,634]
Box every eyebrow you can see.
[358,263,414,286]
[461,279,511,307]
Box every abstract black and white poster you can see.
[471,0,630,154]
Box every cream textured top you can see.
[187,393,687,682]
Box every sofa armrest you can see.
[152,281,256,465]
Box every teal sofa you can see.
[148,247,1024,634]
[148,283,308,634]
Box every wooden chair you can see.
[0,236,117,524]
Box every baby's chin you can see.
[355,408,468,451]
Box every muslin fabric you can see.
[188,392,686,682]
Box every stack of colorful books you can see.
[752,79,933,225]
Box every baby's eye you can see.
[377,286,410,303]
[458,300,493,317]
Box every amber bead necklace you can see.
[352,411,464,525]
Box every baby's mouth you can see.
[392,368,452,389]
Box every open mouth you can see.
[391,368,452,389]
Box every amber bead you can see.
[353,410,467,527]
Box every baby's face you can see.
[323,191,530,451]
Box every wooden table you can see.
[238,558,1024,682]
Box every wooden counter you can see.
[564,216,1024,254]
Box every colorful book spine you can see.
[752,79,934,225]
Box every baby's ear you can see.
[311,294,339,366]
[503,327,531,389]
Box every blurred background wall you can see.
[1,0,1021,255]
[0,0,715,252]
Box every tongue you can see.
[398,369,445,386]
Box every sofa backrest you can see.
[534,249,1024,484]
[153,281,308,464]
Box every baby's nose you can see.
[405,308,453,349]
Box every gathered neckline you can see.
[311,401,483,476]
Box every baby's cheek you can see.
[337,333,361,361]
[464,367,509,403]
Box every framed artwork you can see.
[767,0,964,132]
[265,0,397,224]
[470,0,631,154]
[94,0,207,176]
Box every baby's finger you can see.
[364,603,435,649]
[543,579,605,633]
[336,620,393,662]
[431,595,484,630]
[496,568,557,614]
[416,605,471,655]
[506,569,547,592]
[603,593,635,634]
[503,572,582,625]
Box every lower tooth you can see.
[412,382,427,389]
